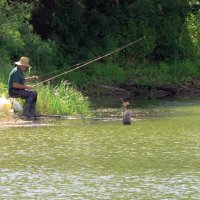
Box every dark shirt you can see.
[8,66,25,89]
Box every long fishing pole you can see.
[34,36,146,87]
[37,62,82,80]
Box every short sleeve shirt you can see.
[8,66,25,89]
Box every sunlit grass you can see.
[36,81,91,116]
[0,82,7,96]
[0,81,91,116]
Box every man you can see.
[8,56,39,117]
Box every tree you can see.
[6,0,198,63]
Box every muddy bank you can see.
[0,114,56,128]
[0,114,31,128]
[85,80,200,99]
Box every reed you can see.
[36,81,91,116]
[0,81,91,116]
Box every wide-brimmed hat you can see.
[15,57,31,68]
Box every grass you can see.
[64,59,200,88]
[0,59,199,117]
[125,59,200,87]
[0,81,91,116]
[36,81,91,116]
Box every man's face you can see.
[20,65,30,72]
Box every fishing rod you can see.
[37,36,143,80]
[34,36,146,87]
[37,62,82,80]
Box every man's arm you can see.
[13,83,33,90]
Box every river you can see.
[0,97,200,199]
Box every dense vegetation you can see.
[0,1,92,115]
[0,0,200,88]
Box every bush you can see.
[125,60,200,86]
[187,10,200,57]
[0,1,61,83]
[0,50,13,84]
[66,62,126,86]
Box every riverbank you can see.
[0,79,200,125]
[0,114,60,129]
[0,96,199,128]
[0,113,29,128]
[85,79,200,100]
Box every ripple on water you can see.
[0,99,200,199]
[1,170,200,199]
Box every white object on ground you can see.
[10,98,23,112]
[0,95,12,113]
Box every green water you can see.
[0,98,200,199]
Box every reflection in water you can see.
[0,99,200,199]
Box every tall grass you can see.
[0,50,13,84]
[0,80,91,116]
[0,82,90,116]
[36,81,91,116]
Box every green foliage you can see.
[25,36,61,74]
[0,0,61,83]
[0,82,7,96]
[36,81,90,115]
[0,50,13,84]
[34,0,198,63]
[126,60,200,87]
[0,80,90,115]
[66,71,92,88]
[88,63,126,84]
[67,63,126,86]
[0,2,38,60]
[0,0,200,91]
[187,10,200,56]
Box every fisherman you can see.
[8,56,39,117]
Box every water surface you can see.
[0,98,200,199]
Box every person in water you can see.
[121,100,132,125]
[8,56,39,117]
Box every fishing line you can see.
[34,36,146,87]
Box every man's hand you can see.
[32,76,38,81]
[26,85,33,90]
[25,76,38,82]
